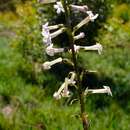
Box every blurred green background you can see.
[0,0,130,130]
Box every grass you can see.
[0,36,130,130]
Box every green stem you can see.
[61,0,89,130]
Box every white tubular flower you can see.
[50,28,65,39]
[73,44,80,52]
[46,44,64,56]
[48,24,64,30]
[74,32,85,41]
[42,23,65,46]
[70,5,88,13]
[85,86,112,96]
[74,43,102,54]
[42,57,62,70]
[62,88,70,97]
[74,16,90,31]
[68,72,76,85]
[42,22,52,46]
[53,79,69,100]
[53,92,62,100]
[54,2,65,14]
[83,43,103,54]
[53,72,76,100]
[73,10,98,31]
[86,11,99,22]
[61,78,70,97]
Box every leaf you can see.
[38,0,56,4]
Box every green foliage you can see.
[11,2,44,84]
[0,0,130,129]
[0,36,129,129]
[93,3,130,106]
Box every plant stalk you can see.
[61,0,89,129]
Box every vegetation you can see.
[0,0,130,129]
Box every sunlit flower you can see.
[85,86,112,96]
[46,44,64,56]
[54,2,65,14]
[74,43,103,54]
[86,11,99,22]
[83,43,103,54]
[42,57,62,70]
[74,32,85,41]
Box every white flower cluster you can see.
[41,1,112,99]
[42,22,66,57]
[70,4,99,22]
[42,22,52,46]
[42,22,65,46]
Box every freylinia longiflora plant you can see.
[39,0,112,130]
